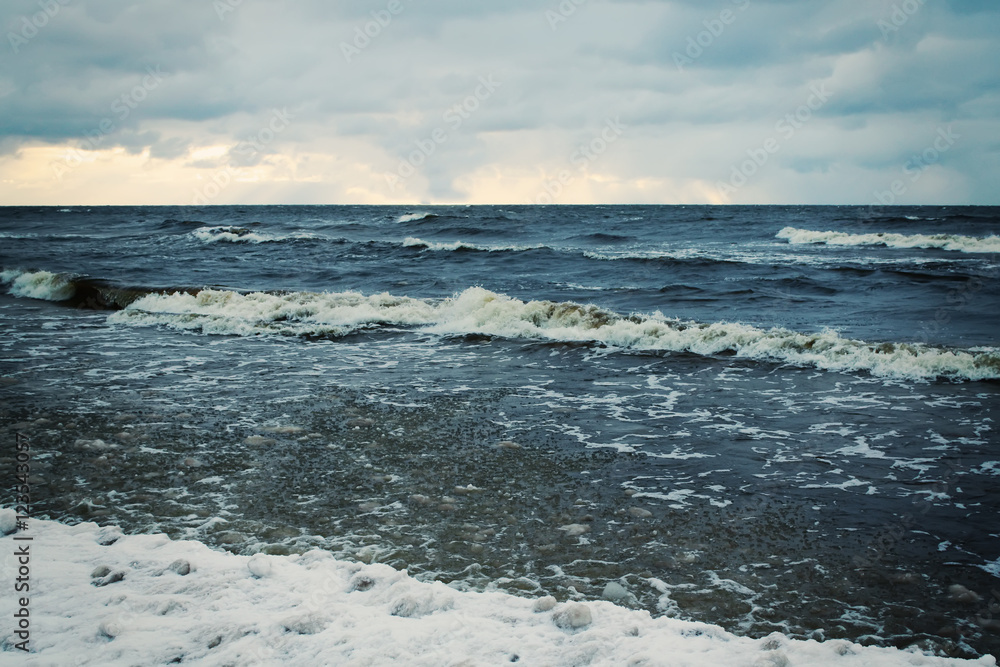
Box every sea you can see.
[1,204,998,659]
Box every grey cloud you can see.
[0,0,997,203]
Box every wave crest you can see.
[396,212,437,224]
[191,226,317,244]
[109,288,439,337]
[1,269,197,309]
[110,286,1000,381]
[1,269,76,301]
[777,227,1000,253]
[403,237,546,253]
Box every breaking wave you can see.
[777,227,1000,253]
[108,286,1000,382]
[396,212,438,224]
[191,226,318,244]
[1,269,195,309]
[1,269,76,301]
[403,237,547,253]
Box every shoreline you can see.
[1,513,996,666]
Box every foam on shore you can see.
[0,515,994,666]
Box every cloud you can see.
[0,0,997,204]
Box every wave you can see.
[160,219,207,228]
[581,248,990,277]
[569,233,635,243]
[0,232,91,241]
[858,210,997,225]
[416,225,507,237]
[191,226,319,244]
[778,227,1000,253]
[396,212,438,224]
[108,286,1000,381]
[1,269,194,309]
[1,269,76,301]
[402,237,547,253]
[582,249,745,270]
[109,288,436,338]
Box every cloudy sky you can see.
[1,0,997,205]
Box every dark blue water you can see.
[2,205,999,346]
[1,205,999,658]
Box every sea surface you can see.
[1,205,998,658]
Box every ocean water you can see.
[1,204,998,658]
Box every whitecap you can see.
[108,286,1000,381]
[403,237,544,252]
[1,269,76,301]
[777,227,1000,253]
[190,226,316,244]
[396,212,436,224]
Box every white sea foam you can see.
[403,236,477,251]
[0,232,88,240]
[403,237,545,252]
[190,226,316,244]
[0,517,992,666]
[109,286,1000,381]
[0,269,75,301]
[583,249,674,261]
[583,247,986,270]
[777,227,1000,253]
[108,288,440,338]
[396,212,436,223]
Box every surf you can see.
[777,227,1000,253]
[104,284,1000,382]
